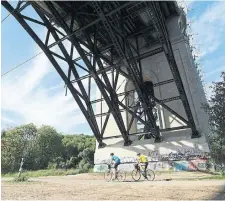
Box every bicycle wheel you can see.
[104,170,113,182]
[131,169,141,181]
[146,169,155,181]
[117,171,126,182]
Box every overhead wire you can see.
[1,1,91,77]
[1,52,43,77]
[1,2,99,77]
[1,0,26,23]
[1,12,12,23]
[1,2,44,77]
[1,4,18,23]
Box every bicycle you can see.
[104,164,126,182]
[131,163,155,181]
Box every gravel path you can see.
[2,173,225,200]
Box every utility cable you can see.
[1,13,11,23]
[1,0,27,23]
[1,7,18,23]
[1,52,43,77]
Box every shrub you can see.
[47,162,57,169]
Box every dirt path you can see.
[2,173,225,200]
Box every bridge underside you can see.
[2,1,205,147]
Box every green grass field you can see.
[2,168,92,178]
[2,169,225,180]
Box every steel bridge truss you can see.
[2,1,201,148]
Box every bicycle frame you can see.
[107,164,120,177]
[134,163,150,178]
[135,163,147,172]
[105,164,126,182]
[132,163,155,181]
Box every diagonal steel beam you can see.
[73,9,131,144]
[127,102,141,132]
[1,1,106,148]
[34,7,103,147]
[44,1,132,146]
[100,64,122,137]
[146,1,200,138]
[91,1,161,141]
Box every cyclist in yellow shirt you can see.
[137,153,148,177]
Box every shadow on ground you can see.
[210,184,225,200]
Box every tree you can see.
[34,125,63,169]
[204,72,225,165]
[1,123,37,173]
[1,129,6,138]
[62,134,96,169]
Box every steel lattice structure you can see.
[2,1,201,148]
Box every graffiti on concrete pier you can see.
[95,148,210,165]
[94,147,211,172]
[148,147,210,161]
[94,158,213,172]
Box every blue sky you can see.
[185,1,225,86]
[1,1,225,134]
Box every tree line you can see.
[1,124,95,174]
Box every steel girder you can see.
[90,1,161,142]
[42,1,133,146]
[2,1,201,148]
[145,1,200,138]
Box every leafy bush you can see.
[47,162,57,169]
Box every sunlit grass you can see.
[2,168,88,178]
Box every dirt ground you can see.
[2,172,225,200]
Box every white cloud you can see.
[1,116,15,124]
[186,2,225,98]
[204,66,225,79]
[191,2,225,57]
[1,29,91,134]
[199,56,225,86]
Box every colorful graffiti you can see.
[94,147,211,172]
[170,159,211,171]
[95,149,209,164]
[94,159,213,172]
[148,147,210,161]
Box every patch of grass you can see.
[88,168,94,173]
[2,168,89,178]
[65,169,86,175]
[14,175,28,182]
[198,175,225,180]
[2,172,18,178]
